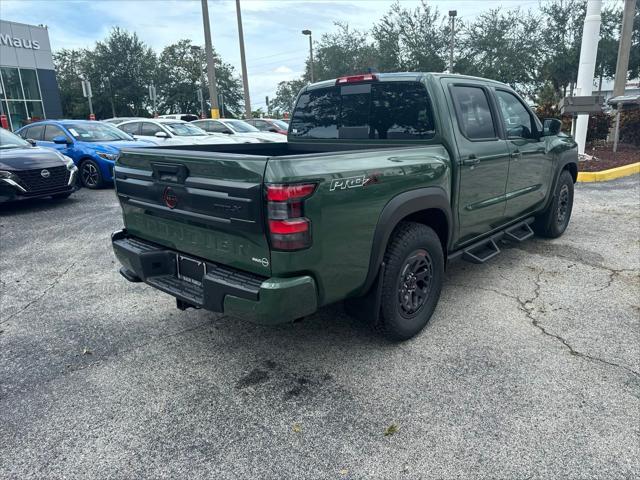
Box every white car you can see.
[192,119,287,143]
[158,113,199,122]
[116,119,238,146]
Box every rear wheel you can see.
[80,159,104,189]
[376,222,444,341]
[533,170,574,238]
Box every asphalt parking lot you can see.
[1,176,639,479]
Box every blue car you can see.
[15,120,152,188]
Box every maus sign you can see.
[0,33,40,50]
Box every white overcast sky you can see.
[0,0,623,110]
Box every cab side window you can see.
[120,122,140,136]
[495,90,534,139]
[24,124,45,140]
[43,125,67,142]
[141,122,162,136]
[450,85,497,140]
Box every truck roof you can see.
[305,72,509,91]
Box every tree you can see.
[82,27,157,118]
[53,49,88,118]
[271,78,307,116]
[456,8,544,97]
[595,6,623,91]
[373,1,448,73]
[157,39,243,117]
[308,23,378,81]
[538,0,586,97]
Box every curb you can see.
[577,162,640,183]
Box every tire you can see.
[51,192,72,200]
[533,170,574,238]
[80,159,104,189]
[375,222,444,341]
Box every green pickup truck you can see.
[112,72,577,340]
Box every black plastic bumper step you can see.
[112,232,266,312]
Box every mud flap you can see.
[344,263,386,325]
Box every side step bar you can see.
[463,238,500,264]
[504,222,534,242]
[449,217,535,265]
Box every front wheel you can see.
[80,159,104,189]
[376,222,444,341]
[533,170,574,238]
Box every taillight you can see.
[266,183,316,250]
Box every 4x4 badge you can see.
[251,257,269,267]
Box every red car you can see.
[245,118,289,135]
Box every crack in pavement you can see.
[449,268,640,380]
[593,268,638,293]
[519,270,640,380]
[0,261,77,326]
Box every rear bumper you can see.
[111,230,317,325]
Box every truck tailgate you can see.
[114,148,271,276]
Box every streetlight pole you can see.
[448,10,457,73]
[200,0,219,118]
[611,0,635,153]
[302,29,314,83]
[81,78,94,120]
[574,0,602,155]
[191,45,207,118]
[236,0,252,119]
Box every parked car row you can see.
[191,119,287,143]
[15,120,153,189]
[116,118,238,146]
[111,117,288,144]
[0,115,289,204]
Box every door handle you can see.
[510,149,522,160]
[462,155,480,166]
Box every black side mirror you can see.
[542,118,562,136]
[268,128,278,133]
[26,138,37,146]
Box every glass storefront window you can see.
[0,68,46,130]
[20,69,41,100]
[6,101,28,129]
[26,101,45,122]
[0,67,23,100]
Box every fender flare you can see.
[358,186,452,295]
[543,157,578,212]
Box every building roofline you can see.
[0,19,48,30]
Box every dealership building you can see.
[0,20,62,130]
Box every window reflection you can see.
[290,81,435,140]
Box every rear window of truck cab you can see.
[290,81,435,140]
